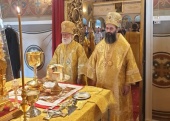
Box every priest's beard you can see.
[105,31,117,44]
[62,36,72,45]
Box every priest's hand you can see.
[122,84,131,96]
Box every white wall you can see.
[3,21,52,79]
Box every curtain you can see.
[52,0,64,53]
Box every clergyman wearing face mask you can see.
[48,21,88,84]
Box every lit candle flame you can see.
[16,6,20,14]
[83,8,86,13]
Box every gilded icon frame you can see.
[115,2,122,13]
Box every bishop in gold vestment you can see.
[86,12,141,121]
[49,21,87,84]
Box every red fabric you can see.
[52,0,64,54]
[131,85,140,121]
[0,106,17,117]
[9,84,83,109]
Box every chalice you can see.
[26,51,44,88]
[26,90,41,118]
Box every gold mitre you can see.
[61,21,75,34]
[105,12,122,27]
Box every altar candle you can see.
[17,6,25,89]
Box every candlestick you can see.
[16,6,28,121]
[17,6,25,89]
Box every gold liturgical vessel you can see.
[25,51,44,117]
[26,90,40,118]
[26,51,44,88]
[0,41,7,110]
[45,64,65,94]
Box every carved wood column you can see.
[66,0,84,44]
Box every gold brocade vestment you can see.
[49,40,87,84]
[87,34,142,121]
[125,31,142,74]
[88,32,95,57]
[83,37,90,58]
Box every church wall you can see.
[152,0,170,120]
[152,35,170,120]
[92,0,141,30]
[93,0,141,21]
[153,0,170,16]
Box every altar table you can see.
[5,78,115,121]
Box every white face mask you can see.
[62,36,72,44]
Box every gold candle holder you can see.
[0,45,15,113]
[16,6,28,121]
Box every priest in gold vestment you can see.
[86,12,142,121]
[125,23,141,74]
[49,21,87,84]
[88,27,95,57]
